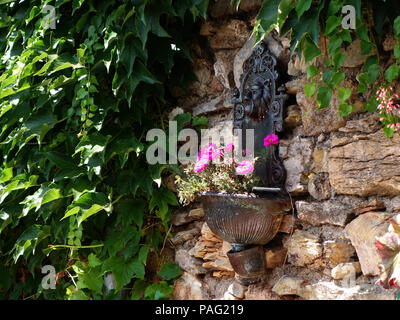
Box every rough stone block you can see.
[296,200,351,227]
[345,212,391,275]
[329,131,400,196]
[284,230,322,266]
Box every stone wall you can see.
[169,0,400,300]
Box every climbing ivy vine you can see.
[253,0,400,137]
[0,0,208,300]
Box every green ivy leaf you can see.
[62,192,111,225]
[192,116,208,127]
[256,0,281,34]
[394,44,400,61]
[356,24,370,42]
[20,184,63,216]
[282,6,321,53]
[367,64,380,84]
[327,0,344,16]
[363,55,378,71]
[338,103,354,117]
[117,199,145,228]
[323,69,334,84]
[338,87,352,103]
[66,287,90,300]
[0,168,13,184]
[360,40,374,55]
[0,175,39,205]
[383,125,395,138]
[75,134,112,164]
[306,65,319,79]
[20,108,57,147]
[131,279,148,300]
[301,36,321,62]
[296,0,312,19]
[102,256,145,290]
[12,225,43,262]
[144,281,174,300]
[120,35,147,77]
[123,61,160,105]
[174,112,192,132]
[138,245,150,265]
[394,16,400,37]
[331,72,345,87]
[88,253,102,268]
[149,187,178,222]
[304,81,316,97]
[332,51,347,68]
[76,268,103,295]
[158,262,181,280]
[317,86,333,109]
[357,73,368,93]
[363,96,378,112]
[105,132,144,168]
[340,29,352,43]
[328,36,343,53]
[277,0,296,29]
[325,16,342,35]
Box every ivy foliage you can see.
[0,0,208,300]
[253,0,400,137]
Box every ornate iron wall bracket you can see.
[200,43,291,284]
[232,42,288,188]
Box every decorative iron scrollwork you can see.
[232,42,288,188]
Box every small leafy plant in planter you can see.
[175,134,279,205]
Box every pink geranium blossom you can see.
[193,158,209,172]
[264,134,279,146]
[376,86,400,133]
[210,150,222,161]
[198,143,218,161]
[235,160,254,175]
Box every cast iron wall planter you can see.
[200,42,291,284]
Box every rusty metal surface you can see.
[227,245,266,281]
[200,192,291,245]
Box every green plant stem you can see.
[47,244,104,249]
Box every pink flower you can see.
[224,142,234,153]
[235,160,254,175]
[210,150,222,161]
[389,277,398,288]
[194,158,209,172]
[197,143,215,160]
[198,143,217,161]
[264,134,279,146]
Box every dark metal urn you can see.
[199,42,291,284]
[201,191,291,284]
[201,192,290,247]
